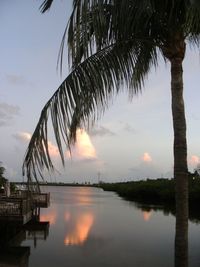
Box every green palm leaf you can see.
[27,0,200,184]
[22,39,157,182]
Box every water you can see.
[3,186,200,266]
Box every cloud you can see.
[128,152,164,179]
[142,152,152,163]
[47,141,59,157]
[6,74,26,85]
[189,155,200,166]
[0,102,20,126]
[14,129,97,162]
[123,123,136,134]
[191,113,200,121]
[129,162,160,179]
[13,131,59,157]
[89,125,115,137]
[129,164,159,179]
[13,132,31,142]
[67,129,97,161]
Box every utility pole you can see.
[97,172,101,184]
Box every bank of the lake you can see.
[100,175,200,207]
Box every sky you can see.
[1,0,200,184]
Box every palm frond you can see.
[59,1,170,70]
[40,0,54,13]
[30,0,200,186]
[185,3,200,38]
[23,39,158,182]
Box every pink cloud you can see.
[13,132,32,142]
[142,152,152,163]
[47,141,59,157]
[14,129,97,161]
[66,129,97,161]
[13,131,59,157]
[189,155,200,166]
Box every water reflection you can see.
[10,187,200,267]
[0,246,30,267]
[0,213,50,267]
[64,212,94,245]
[132,201,189,267]
[62,187,95,245]
[142,210,152,221]
[40,206,57,225]
[133,201,200,224]
[64,211,71,222]
[75,187,93,204]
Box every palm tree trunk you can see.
[170,57,188,267]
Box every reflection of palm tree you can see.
[23,1,200,266]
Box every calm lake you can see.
[15,186,200,266]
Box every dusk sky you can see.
[1,0,200,183]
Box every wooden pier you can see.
[0,191,50,224]
[0,197,32,224]
[24,221,49,242]
[32,192,50,208]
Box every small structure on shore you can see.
[0,171,50,225]
[0,163,50,267]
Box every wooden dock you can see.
[0,197,32,224]
[0,191,50,224]
[32,192,50,208]
[24,221,49,242]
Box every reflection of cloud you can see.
[0,102,20,126]
[64,213,94,246]
[89,126,115,137]
[40,211,57,225]
[142,152,152,163]
[142,211,152,221]
[13,131,59,157]
[67,129,97,161]
[76,187,93,205]
[64,211,71,222]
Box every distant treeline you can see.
[99,173,200,207]
[14,181,94,187]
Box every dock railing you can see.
[0,197,32,223]
[32,193,50,208]
[11,191,50,208]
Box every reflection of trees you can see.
[134,202,200,224]
[136,202,189,266]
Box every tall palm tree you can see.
[23,1,200,266]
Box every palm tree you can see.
[23,1,200,266]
